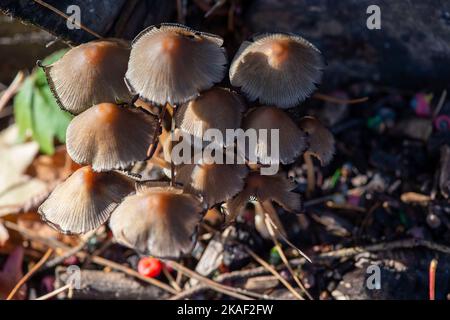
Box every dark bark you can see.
[245,0,450,89]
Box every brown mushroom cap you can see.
[109,186,203,258]
[125,23,227,105]
[176,87,246,146]
[299,116,335,166]
[66,103,157,171]
[177,152,249,208]
[242,106,307,164]
[38,166,134,234]
[226,171,301,222]
[229,33,324,108]
[42,39,131,115]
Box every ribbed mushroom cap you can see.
[109,186,203,258]
[176,87,246,146]
[226,172,301,222]
[229,33,324,108]
[176,152,249,208]
[242,106,307,164]
[66,103,157,171]
[42,39,131,115]
[38,166,134,234]
[299,116,335,166]
[126,23,227,105]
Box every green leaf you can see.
[13,77,35,141]
[13,49,73,154]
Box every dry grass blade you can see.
[313,92,369,104]
[264,214,313,300]
[34,283,72,300]
[168,261,254,300]
[7,248,54,300]
[32,0,102,39]
[243,246,304,300]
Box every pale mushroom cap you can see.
[242,106,307,164]
[299,116,335,166]
[226,171,301,222]
[126,23,227,105]
[176,87,246,146]
[229,33,324,108]
[66,103,157,171]
[177,152,249,207]
[38,166,134,234]
[43,39,131,115]
[109,186,203,258]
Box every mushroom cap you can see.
[175,87,246,146]
[38,166,134,234]
[66,103,157,171]
[299,116,335,166]
[125,23,227,105]
[229,33,324,108]
[226,171,301,222]
[177,152,249,208]
[42,39,131,115]
[242,106,307,164]
[109,186,203,258]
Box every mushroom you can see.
[175,87,246,147]
[66,103,157,171]
[38,166,134,234]
[176,152,249,208]
[242,106,307,165]
[227,172,301,217]
[109,185,204,258]
[125,23,227,106]
[229,33,324,108]
[299,116,335,196]
[226,171,301,235]
[41,39,131,114]
[299,116,335,166]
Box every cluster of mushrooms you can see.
[38,23,335,259]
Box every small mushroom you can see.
[177,152,249,208]
[126,23,227,105]
[41,39,131,114]
[226,171,301,223]
[242,106,307,164]
[66,103,157,171]
[299,116,335,166]
[175,87,246,146]
[109,185,203,258]
[229,33,324,108]
[38,166,134,234]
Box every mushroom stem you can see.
[259,200,287,237]
[304,151,315,197]
[148,154,171,170]
[170,104,177,186]
[146,105,167,159]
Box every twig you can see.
[429,259,438,300]
[44,231,95,269]
[292,239,450,263]
[0,71,25,112]
[167,261,254,300]
[32,0,102,39]
[264,214,313,300]
[243,246,304,300]
[313,92,369,105]
[7,248,54,300]
[3,220,177,295]
[163,265,181,292]
[265,213,312,263]
[34,283,72,300]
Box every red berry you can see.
[137,257,163,278]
